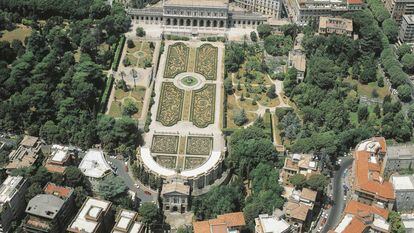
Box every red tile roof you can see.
[193,212,246,233]
[43,183,72,199]
[354,149,395,200]
[347,0,363,4]
[342,217,366,233]
[345,200,389,219]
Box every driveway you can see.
[322,157,353,232]
[108,158,157,203]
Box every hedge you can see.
[263,109,273,142]
[111,35,126,71]
[165,35,190,41]
[99,74,114,113]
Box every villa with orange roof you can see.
[351,137,395,210]
[193,212,246,233]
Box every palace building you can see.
[127,0,267,35]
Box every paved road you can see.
[108,158,157,203]
[322,157,353,233]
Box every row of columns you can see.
[132,15,264,28]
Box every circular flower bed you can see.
[181,76,198,86]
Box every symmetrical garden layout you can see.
[150,134,213,170]
[156,82,184,126]
[195,44,218,80]
[190,84,216,128]
[164,42,189,79]
[141,41,225,180]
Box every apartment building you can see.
[193,212,246,233]
[24,183,75,233]
[284,0,363,25]
[6,136,43,173]
[234,0,282,18]
[44,145,77,174]
[351,137,395,210]
[384,142,414,173]
[255,213,291,233]
[0,176,28,233]
[78,149,112,181]
[332,200,390,232]
[111,209,144,233]
[385,0,414,24]
[318,16,353,36]
[280,153,319,185]
[67,197,114,233]
[391,174,414,212]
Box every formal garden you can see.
[108,85,146,120]
[190,84,216,128]
[156,155,177,169]
[186,136,213,155]
[184,157,208,170]
[164,42,189,78]
[151,135,179,154]
[195,44,218,80]
[156,82,185,126]
[123,40,154,68]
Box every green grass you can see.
[181,76,198,86]
[344,77,390,99]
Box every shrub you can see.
[111,36,125,71]
[136,27,146,37]
[127,39,135,48]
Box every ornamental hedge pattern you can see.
[195,44,218,80]
[151,135,179,154]
[186,136,213,155]
[156,82,184,126]
[164,42,189,78]
[190,84,216,128]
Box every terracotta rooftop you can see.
[347,0,363,4]
[354,138,395,201]
[300,188,317,202]
[284,201,310,222]
[344,200,389,219]
[20,135,39,147]
[342,217,366,233]
[193,212,245,233]
[43,183,73,199]
[44,164,66,174]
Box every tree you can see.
[374,104,381,118]
[233,109,247,126]
[136,27,146,37]
[388,211,405,233]
[357,105,369,122]
[228,126,277,178]
[264,35,293,56]
[397,43,411,59]
[397,84,412,102]
[250,31,258,42]
[192,182,244,220]
[306,174,329,192]
[122,100,139,116]
[224,78,233,94]
[65,166,86,187]
[139,203,160,228]
[225,43,244,72]
[257,24,272,39]
[98,175,127,200]
[267,84,277,99]
[127,39,135,48]
[382,18,399,43]
[401,53,414,73]
[25,183,42,202]
[289,174,306,189]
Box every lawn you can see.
[226,94,257,128]
[344,77,390,99]
[124,40,154,68]
[108,86,146,119]
[0,25,32,43]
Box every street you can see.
[321,157,353,233]
[108,157,157,203]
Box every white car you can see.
[135,183,140,189]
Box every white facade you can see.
[0,176,28,233]
[234,0,282,18]
[78,149,112,180]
